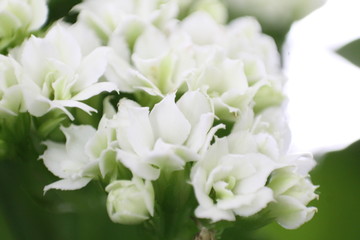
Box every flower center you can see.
[213,176,236,200]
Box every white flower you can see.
[267,167,318,229]
[191,137,276,222]
[186,47,261,121]
[182,14,285,115]
[106,11,284,120]
[229,107,291,161]
[224,0,326,31]
[188,0,228,23]
[106,177,154,224]
[107,24,196,95]
[113,91,221,180]
[12,24,117,119]
[41,125,98,192]
[74,0,178,43]
[0,55,24,116]
[0,0,48,51]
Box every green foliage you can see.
[336,38,360,68]
[47,0,82,24]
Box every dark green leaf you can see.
[336,38,360,68]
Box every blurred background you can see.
[257,0,360,239]
[1,0,360,239]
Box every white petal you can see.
[233,187,273,217]
[186,113,214,152]
[72,82,118,101]
[44,178,92,193]
[192,167,213,204]
[75,47,110,91]
[41,141,70,179]
[52,99,96,115]
[45,24,82,67]
[117,150,160,180]
[199,137,229,171]
[29,0,48,30]
[124,106,154,156]
[176,90,212,126]
[61,125,96,162]
[272,196,317,229]
[149,93,191,145]
[195,205,235,222]
[98,150,117,178]
[133,26,168,59]
[146,139,186,172]
[233,154,275,194]
[181,12,222,45]
[18,36,52,85]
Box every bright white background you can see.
[285,0,360,152]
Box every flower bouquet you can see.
[0,0,323,239]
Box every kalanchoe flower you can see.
[181,13,285,116]
[107,24,196,95]
[12,24,117,119]
[113,90,222,180]
[74,0,178,44]
[106,177,154,224]
[191,137,276,222]
[33,1,319,235]
[0,0,48,52]
[107,11,284,120]
[0,55,23,116]
[229,107,291,162]
[267,166,318,229]
[41,125,99,192]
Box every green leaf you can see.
[336,38,360,68]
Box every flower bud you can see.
[267,167,318,229]
[106,177,154,225]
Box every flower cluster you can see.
[0,0,319,237]
[0,24,117,119]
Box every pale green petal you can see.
[271,196,317,229]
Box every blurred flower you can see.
[74,0,178,44]
[224,0,326,31]
[0,0,48,52]
[106,177,154,224]
[0,55,23,116]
